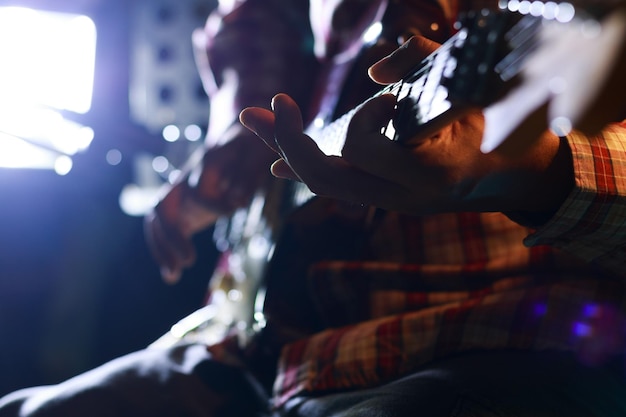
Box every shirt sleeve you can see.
[524,122,626,276]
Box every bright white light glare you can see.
[106,149,122,165]
[54,155,73,175]
[542,2,559,20]
[362,22,383,44]
[550,116,573,137]
[162,125,180,142]
[152,156,169,173]
[555,3,576,23]
[0,132,57,169]
[582,20,602,39]
[507,0,520,12]
[529,1,545,16]
[548,76,567,95]
[169,305,217,339]
[0,105,94,155]
[119,183,161,216]
[227,289,243,302]
[184,124,203,141]
[168,169,181,184]
[0,7,96,172]
[518,1,531,15]
[0,7,97,114]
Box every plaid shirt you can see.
[271,125,626,406]
[526,125,626,276]
[203,0,626,408]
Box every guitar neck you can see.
[291,29,472,206]
[309,30,466,156]
[308,4,528,153]
[291,9,514,205]
[294,1,619,204]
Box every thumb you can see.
[368,35,441,84]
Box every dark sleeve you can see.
[196,0,320,141]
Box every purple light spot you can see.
[582,303,601,318]
[533,303,548,316]
[573,322,592,338]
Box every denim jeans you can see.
[280,350,626,417]
[3,347,625,417]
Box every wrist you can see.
[504,136,574,228]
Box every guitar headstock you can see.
[312,1,624,159]
[445,8,519,106]
[482,1,626,153]
[390,7,518,144]
[391,1,626,153]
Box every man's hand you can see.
[144,125,276,283]
[240,36,574,218]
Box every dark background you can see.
[0,0,218,396]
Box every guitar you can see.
[150,1,626,349]
[482,0,626,154]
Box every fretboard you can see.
[292,28,469,206]
[308,29,465,155]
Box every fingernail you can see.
[271,159,299,181]
[239,112,258,135]
[398,36,413,49]
[271,94,285,113]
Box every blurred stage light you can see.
[184,124,202,142]
[0,131,58,169]
[162,124,181,142]
[362,22,383,44]
[106,149,123,166]
[119,154,164,216]
[119,183,160,217]
[151,156,169,173]
[54,155,73,176]
[0,6,96,174]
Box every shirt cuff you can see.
[523,125,626,274]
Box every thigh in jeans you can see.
[279,350,626,417]
[0,343,269,417]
